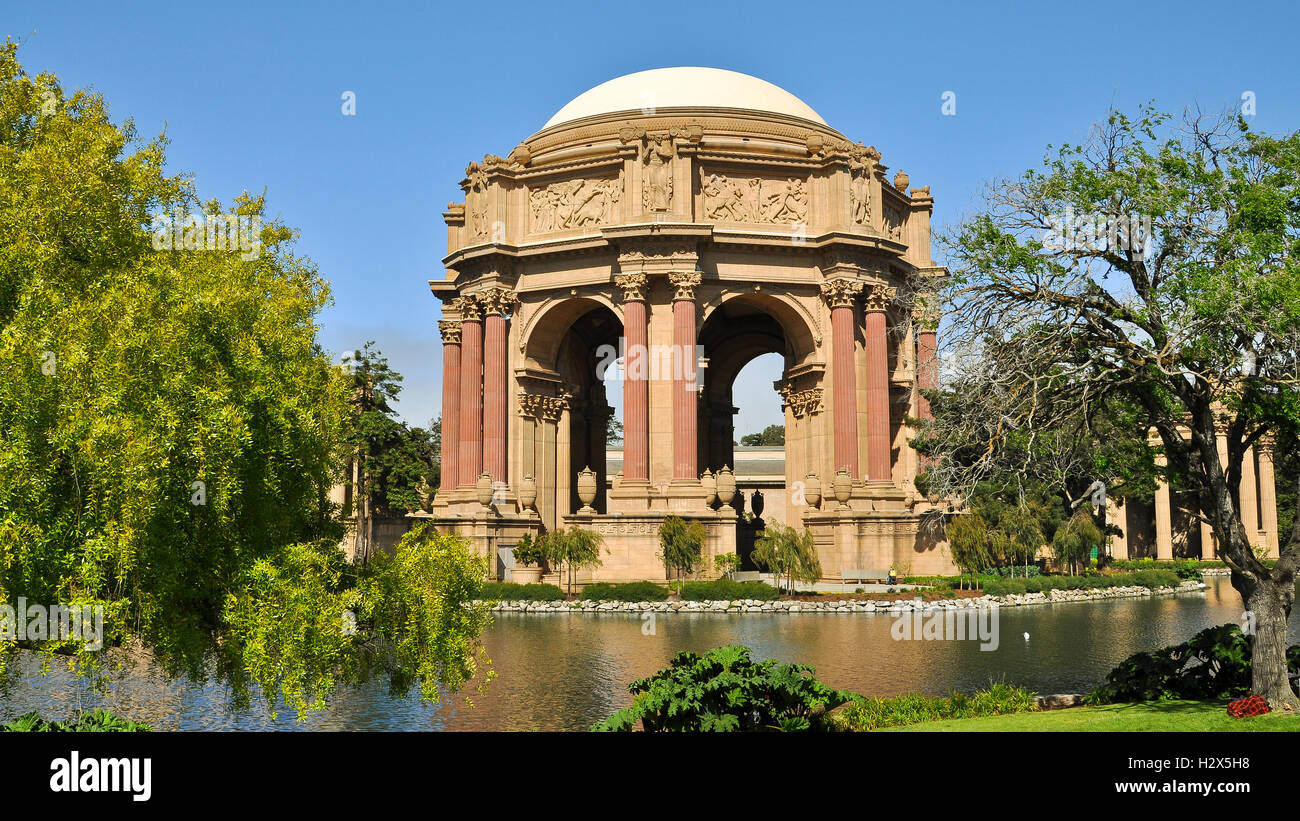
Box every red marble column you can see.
[617,274,649,482]
[457,296,483,487]
[823,279,863,478]
[437,319,462,493]
[864,284,894,482]
[670,271,701,481]
[481,288,516,485]
[916,322,937,421]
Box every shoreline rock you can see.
[478,580,1207,613]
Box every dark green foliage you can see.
[1089,624,1300,703]
[511,534,544,567]
[677,580,780,601]
[478,582,566,602]
[1110,558,1224,579]
[658,516,706,582]
[981,569,1179,596]
[979,565,1042,578]
[2,709,150,732]
[592,645,849,732]
[827,683,1037,731]
[579,582,669,602]
[739,424,785,447]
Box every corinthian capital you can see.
[455,294,484,322]
[480,287,519,318]
[862,283,896,313]
[438,319,462,345]
[614,273,648,303]
[667,271,702,302]
[820,278,863,309]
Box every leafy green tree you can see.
[1052,505,1106,576]
[924,104,1300,707]
[605,416,623,446]
[739,424,785,447]
[537,526,605,595]
[945,514,991,590]
[658,515,707,587]
[751,522,821,593]
[0,43,491,717]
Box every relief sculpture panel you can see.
[529,173,624,232]
[700,170,809,225]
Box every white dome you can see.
[541,67,827,130]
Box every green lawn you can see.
[883,700,1300,732]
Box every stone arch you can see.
[520,293,622,372]
[700,290,819,367]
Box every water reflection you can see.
[2,578,1294,731]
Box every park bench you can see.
[841,568,891,586]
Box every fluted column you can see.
[914,307,938,421]
[481,288,518,485]
[822,278,864,479]
[1241,446,1260,549]
[1258,441,1279,557]
[1153,438,1173,560]
[863,283,895,482]
[457,295,484,487]
[616,273,649,482]
[669,271,701,481]
[437,319,462,494]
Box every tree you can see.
[921,104,1300,708]
[537,526,605,595]
[658,516,707,587]
[751,522,821,593]
[606,416,623,446]
[739,424,785,447]
[0,42,491,717]
[1053,505,1105,576]
[341,343,440,560]
[945,514,991,590]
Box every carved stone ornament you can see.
[455,294,484,322]
[700,170,809,225]
[529,173,623,232]
[614,272,648,302]
[863,283,896,313]
[882,203,905,241]
[779,385,824,419]
[893,169,910,192]
[437,319,462,345]
[820,278,863,309]
[642,133,675,212]
[667,271,702,301]
[518,391,570,421]
[479,287,519,318]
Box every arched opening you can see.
[521,297,622,527]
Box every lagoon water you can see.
[3,577,1296,731]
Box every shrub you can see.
[827,683,1037,731]
[2,709,151,732]
[678,580,780,601]
[980,569,1179,596]
[593,645,850,732]
[479,582,566,602]
[1089,624,1300,703]
[579,582,669,602]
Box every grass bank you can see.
[880,700,1300,732]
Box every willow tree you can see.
[0,41,491,717]
[921,105,1300,708]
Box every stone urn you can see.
[751,490,765,518]
[476,471,495,509]
[518,474,538,515]
[804,473,821,510]
[576,465,598,513]
[716,465,737,508]
[700,469,717,507]
[893,169,909,192]
[511,563,543,583]
[833,467,852,509]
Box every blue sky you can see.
[8,0,1299,435]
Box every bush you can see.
[980,569,1180,596]
[980,565,1042,578]
[678,580,780,601]
[1089,623,1300,703]
[2,709,151,732]
[1109,558,1223,579]
[827,683,1037,731]
[593,645,850,732]
[479,582,566,602]
[579,582,669,602]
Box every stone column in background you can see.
[480,287,518,486]
[437,319,462,494]
[914,306,938,421]
[457,295,484,487]
[1240,446,1260,549]
[822,278,863,479]
[616,273,649,483]
[669,271,701,481]
[1154,442,1174,560]
[863,283,896,482]
[1257,441,1279,557]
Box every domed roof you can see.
[541,67,827,130]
